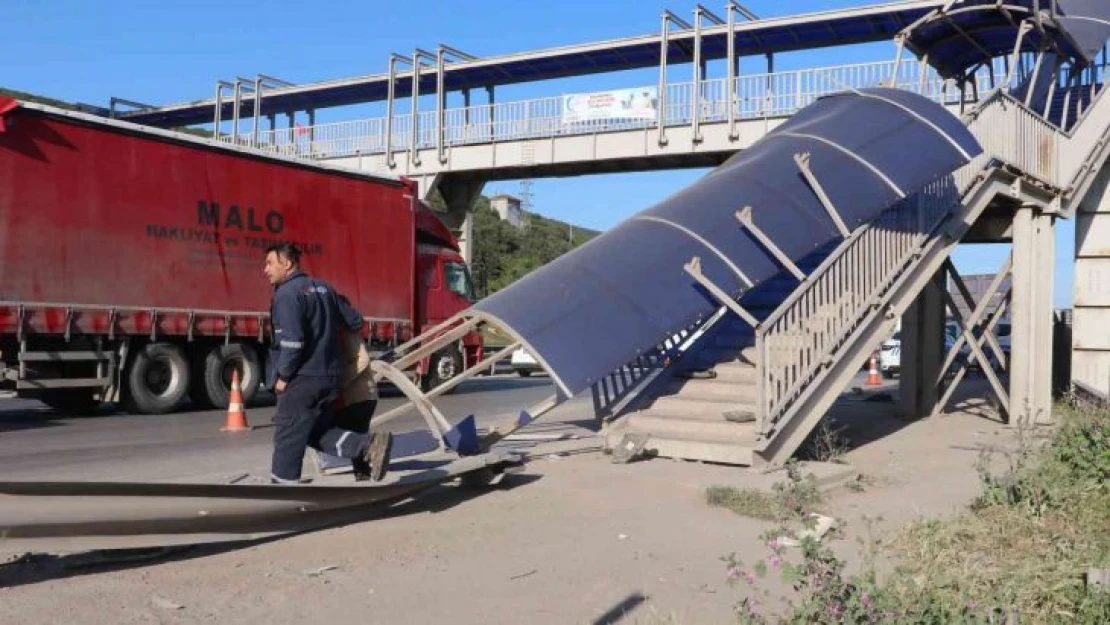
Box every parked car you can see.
[876,320,1008,379]
[510,347,543,377]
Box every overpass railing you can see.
[232,57,1006,159]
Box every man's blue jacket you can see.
[267,270,363,387]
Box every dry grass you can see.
[707,463,824,522]
[706,486,780,521]
[797,416,852,464]
[877,398,1110,622]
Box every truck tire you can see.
[422,345,463,393]
[124,343,190,414]
[196,343,262,408]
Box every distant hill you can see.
[1,87,213,138]
[0,87,80,111]
[429,193,599,299]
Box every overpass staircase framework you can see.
[363,6,1110,468]
[595,57,1110,464]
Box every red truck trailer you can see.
[0,97,482,414]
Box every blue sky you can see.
[2,0,1076,306]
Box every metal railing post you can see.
[692,6,703,143]
[213,80,234,142]
[251,76,262,147]
[231,79,243,144]
[432,44,476,165]
[411,48,437,167]
[690,5,723,145]
[385,54,412,169]
[658,11,691,147]
[727,3,738,140]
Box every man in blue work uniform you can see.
[263,243,392,484]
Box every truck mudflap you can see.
[0,449,524,554]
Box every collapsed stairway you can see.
[602,79,1110,467]
[604,242,840,465]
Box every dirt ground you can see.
[0,382,1021,625]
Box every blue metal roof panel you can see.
[1056,0,1110,62]
[472,87,981,396]
[905,1,1110,79]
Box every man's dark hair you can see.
[265,242,302,266]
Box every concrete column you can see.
[433,175,486,267]
[1074,165,1110,398]
[1010,206,1055,426]
[899,268,946,418]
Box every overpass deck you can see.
[235,57,1003,164]
[116,1,944,127]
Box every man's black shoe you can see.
[365,431,393,482]
[351,455,372,482]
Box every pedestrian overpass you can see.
[116,0,1110,464]
[9,0,1110,557]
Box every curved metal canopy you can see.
[472,87,982,398]
[902,1,1110,80]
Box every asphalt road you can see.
[0,375,558,483]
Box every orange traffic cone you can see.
[866,352,882,386]
[221,369,251,432]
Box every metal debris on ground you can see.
[777,514,836,547]
[306,565,340,577]
[151,596,184,610]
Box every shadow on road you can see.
[0,471,543,589]
[592,592,649,624]
[0,403,122,433]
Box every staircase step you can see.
[712,332,754,348]
[663,376,758,402]
[623,413,758,443]
[647,395,756,420]
[605,421,757,466]
[695,346,757,367]
[710,361,758,383]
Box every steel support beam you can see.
[1010,206,1056,426]
[692,5,724,145]
[736,207,805,281]
[936,292,1011,417]
[411,49,437,168]
[371,342,520,428]
[899,268,946,419]
[946,258,1008,366]
[386,53,414,169]
[657,11,691,147]
[434,45,477,165]
[794,153,851,237]
[213,81,234,136]
[683,256,759,328]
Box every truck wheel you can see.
[197,343,261,408]
[124,343,190,414]
[41,389,101,414]
[422,345,463,393]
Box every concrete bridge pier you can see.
[1073,165,1110,401]
[421,173,487,266]
[1009,205,1056,427]
[899,270,946,419]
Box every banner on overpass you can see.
[561,87,658,124]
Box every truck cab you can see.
[413,202,483,390]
